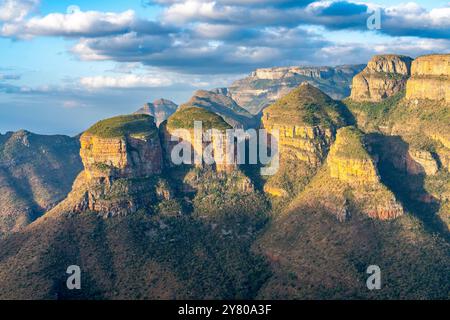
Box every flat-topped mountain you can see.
[228,64,364,114]
[406,54,450,102]
[134,98,178,126]
[52,114,168,218]
[350,55,413,102]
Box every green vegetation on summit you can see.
[166,106,232,130]
[85,114,158,138]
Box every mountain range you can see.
[0,54,449,300]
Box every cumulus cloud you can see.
[0,0,38,22]
[1,8,175,38]
[2,0,450,76]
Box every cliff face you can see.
[162,106,236,173]
[406,54,450,102]
[350,55,412,102]
[295,127,403,221]
[134,99,178,126]
[261,83,351,197]
[54,115,167,218]
[229,64,364,114]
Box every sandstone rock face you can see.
[80,133,162,180]
[327,127,379,185]
[306,127,404,221]
[408,149,439,175]
[162,107,237,173]
[350,55,413,102]
[261,83,345,167]
[134,99,178,126]
[261,83,351,198]
[406,54,450,102]
[229,64,364,114]
[58,115,166,217]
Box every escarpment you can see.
[261,82,351,198]
[52,114,170,218]
[228,64,364,114]
[406,54,450,103]
[161,106,236,173]
[293,127,403,221]
[350,55,412,102]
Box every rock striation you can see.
[294,127,403,221]
[229,64,364,114]
[161,106,236,173]
[53,114,168,217]
[350,55,413,102]
[261,83,351,197]
[406,54,450,103]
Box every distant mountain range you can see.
[0,54,449,300]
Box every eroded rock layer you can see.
[350,55,412,102]
[406,54,450,102]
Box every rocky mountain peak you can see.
[350,54,413,102]
[134,98,178,126]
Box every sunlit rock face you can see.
[54,115,168,218]
[350,55,413,102]
[296,127,404,221]
[161,106,236,173]
[406,54,450,103]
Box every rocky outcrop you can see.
[406,54,450,103]
[54,114,168,218]
[229,64,364,114]
[261,83,347,167]
[162,106,236,173]
[350,55,412,102]
[261,83,351,198]
[134,99,178,126]
[295,127,403,221]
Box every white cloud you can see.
[80,74,174,89]
[1,9,138,38]
[0,0,38,22]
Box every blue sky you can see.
[0,0,449,135]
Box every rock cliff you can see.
[52,114,168,217]
[350,55,412,102]
[294,127,403,221]
[162,106,236,173]
[261,82,352,198]
[229,64,364,114]
[406,54,450,103]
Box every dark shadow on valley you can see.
[366,133,449,241]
